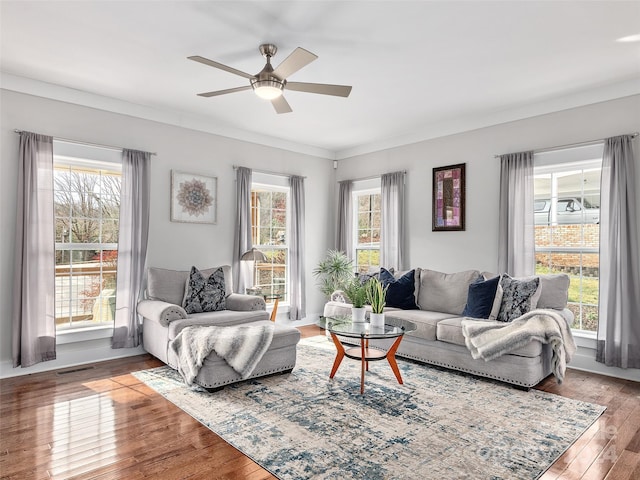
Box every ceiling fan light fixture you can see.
[252,79,284,99]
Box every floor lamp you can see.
[240,247,267,292]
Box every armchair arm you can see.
[137,299,187,327]
[226,293,266,311]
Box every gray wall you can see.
[2,90,639,380]
[0,90,335,377]
[336,94,640,381]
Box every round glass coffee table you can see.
[318,316,417,394]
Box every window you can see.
[251,182,288,303]
[534,145,603,332]
[353,188,381,274]
[54,145,121,331]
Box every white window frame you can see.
[352,182,381,274]
[53,141,122,340]
[251,176,290,305]
[534,144,603,335]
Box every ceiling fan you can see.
[188,44,352,114]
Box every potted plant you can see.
[313,250,354,298]
[366,277,388,328]
[343,279,367,322]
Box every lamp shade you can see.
[240,248,268,263]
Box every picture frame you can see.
[170,170,217,224]
[432,163,465,231]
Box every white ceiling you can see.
[1,1,639,159]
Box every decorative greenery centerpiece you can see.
[343,279,367,308]
[313,250,354,298]
[343,278,368,322]
[366,277,388,328]
[366,277,387,313]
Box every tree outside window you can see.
[251,186,288,302]
[54,160,121,329]
[354,190,381,274]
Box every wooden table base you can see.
[328,332,405,394]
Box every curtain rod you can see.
[494,132,639,158]
[13,129,157,156]
[343,170,407,183]
[233,165,307,179]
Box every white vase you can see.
[352,307,366,323]
[369,312,385,329]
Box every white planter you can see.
[351,307,366,323]
[369,312,385,329]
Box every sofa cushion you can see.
[436,317,543,358]
[462,275,501,319]
[147,265,233,305]
[527,274,570,310]
[182,266,226,314]
[417,269,480,315]
[168,310,270,339]
[385,310,456,342]
[380,268,418,310]
[496,275,541,322]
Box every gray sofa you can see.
[323,268,574,388]
[137,265,301,390]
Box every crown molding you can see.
[334,77,640,160]
[3,72,638,162]
[0,72,335,160]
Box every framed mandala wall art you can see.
[171,170,217,224]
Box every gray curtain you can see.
[596,135,640,368]
[12,132,56,367]
[112,149,151,349]
[497,151,535,276]
[380,171,405,270]
[336,180,353,259]
[289,175,306,320]
[233,167,253,294]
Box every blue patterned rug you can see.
[133,336,605,480]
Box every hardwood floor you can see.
[1,324,638,480]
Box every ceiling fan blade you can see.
[188,55,254,79]
[272,47,318,80]
[286,82,352,97]
[271,95,293,114]
[197,85,252,97]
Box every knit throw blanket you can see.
[461,309,577,383]
[169,324,275,386]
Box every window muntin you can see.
[54,158,121,331]
[534,156,602,332]
[251,184,289,302]
[353,188,381,274]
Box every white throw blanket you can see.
[461,309,576,383]
[169,324,275,386]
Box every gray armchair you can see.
[137,265,300,391]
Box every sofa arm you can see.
[226,293,266,311]
[330,290,349,303]
[137,299,187,327]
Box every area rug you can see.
[133,336,605,480]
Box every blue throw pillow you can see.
[379,268,418,310]
[462,275,501,319]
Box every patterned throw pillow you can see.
[496,274,540,322]
[356,268,394,285]
[182,266,226,314]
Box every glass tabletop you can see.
[318,315,417,339]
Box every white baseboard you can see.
[1,338,145,379]
[567,345,640,382]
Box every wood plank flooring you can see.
[1,325,639,479]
